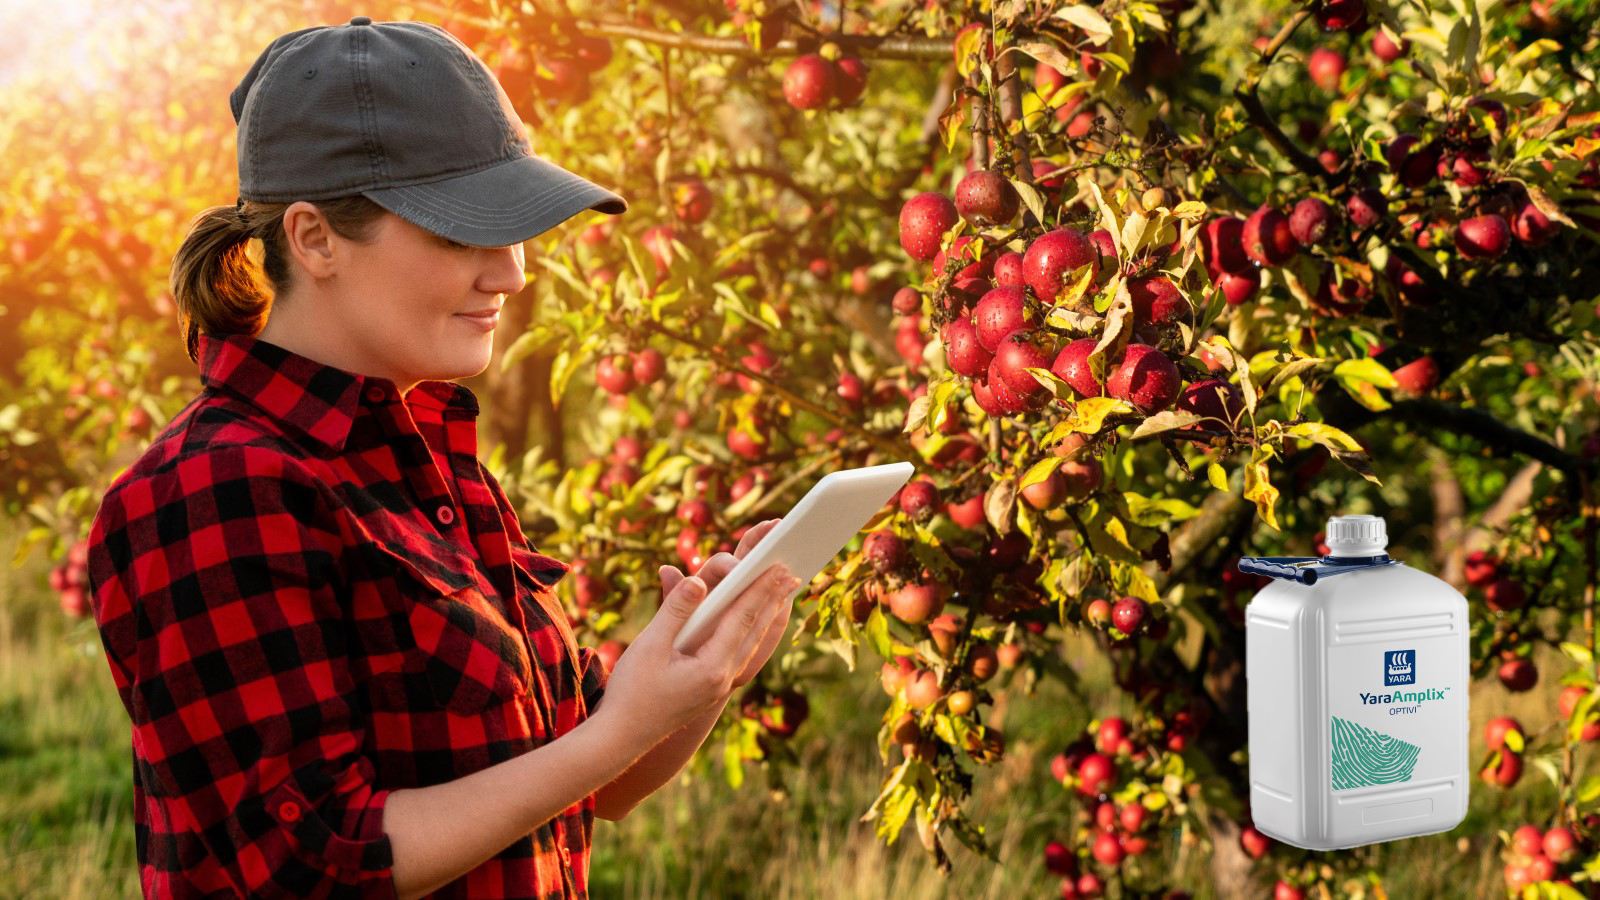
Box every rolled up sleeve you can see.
[90,444,397,899]
[576,645,609,713]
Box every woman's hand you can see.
[595,519,800,756]
[657,518,795,690]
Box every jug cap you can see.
[1326,514,1388,557]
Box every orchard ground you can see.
[0,520,1573,898]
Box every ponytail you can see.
[168,196,388,362]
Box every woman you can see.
[85,17,800,900]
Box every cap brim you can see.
[361,153,627,247]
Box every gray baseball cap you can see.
[229,16,626,247]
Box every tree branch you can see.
[1382,399,1582,477]
[1147,488,1251,594]
[638,318,909,458]
[1232,87,1328,184]
[1230,9,1334,186]
[713,164,825,208]
[578,18,955,61]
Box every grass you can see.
[0,514,1582,898]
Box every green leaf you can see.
[12,526,53,567]
[1123,492,1201,526]
[1561,642,1595,666]
[1571,690,1600,746]
[499,328,543,373]
[1020,456,1066,491]
[723,726,746,789]
[930,378,960,431]
[758,301,784,330]
[863,605,893,659]
[710,227,777,271]
[1264,355,1326,395]
[1507,38,1562,72]
[1575,774,1600,805]
[1024,367,1074,402]
[1130,410,1204,440]
[1333,357,1398,389]
[1011,178,1047,227]
[1286,422,1381,485]
[1095,51,1130,75]
[862,757,918,839]
[1286,422,1362,452]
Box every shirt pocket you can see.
[369,541,534,715]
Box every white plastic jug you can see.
[1243,514,1470,850]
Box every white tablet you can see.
[673,461,916,654]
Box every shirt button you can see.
[559,845,572,866]
[435,505,456,526]
[365,386,387,403]
[278,801,302,822]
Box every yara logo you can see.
[1385,649,1416,686]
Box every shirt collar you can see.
[197,333,479,453]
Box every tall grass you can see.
[0,516,1574,897]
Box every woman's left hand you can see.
[656,517,794,691]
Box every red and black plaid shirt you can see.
[87,332,608,899]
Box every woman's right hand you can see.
[596,556,801,755]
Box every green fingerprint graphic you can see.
[1331,716,1421,790]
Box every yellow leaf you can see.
[1207,462,1229,492]
[1051,5,1113,44]
[1060,396,1131,436]
[1243,457,1280,531]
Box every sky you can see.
[0,0,195,93]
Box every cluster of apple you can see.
[1470,545,1541,697]
[873,478,1059,618]
[1481,715,1529,788]
[780,50,870,111]
[1040,715,1193,895]
[1275,4,1577,265]
[593,347,667,399]
[724,0,792,51]
[897,181,1211,421]
[1216,556,1274,626]
[462,17,613,112]
[879,639,1008,767]
[1502,822,1590,894]
[50,539,91,618]
[1464,549,1529,615]
[738,682,811,742]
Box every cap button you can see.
[349,16,372,26]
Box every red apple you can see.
[782,54,835,109]
[899,192,959,262]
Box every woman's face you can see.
[270,204,528,392]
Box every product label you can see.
[1327,635,1461,793]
